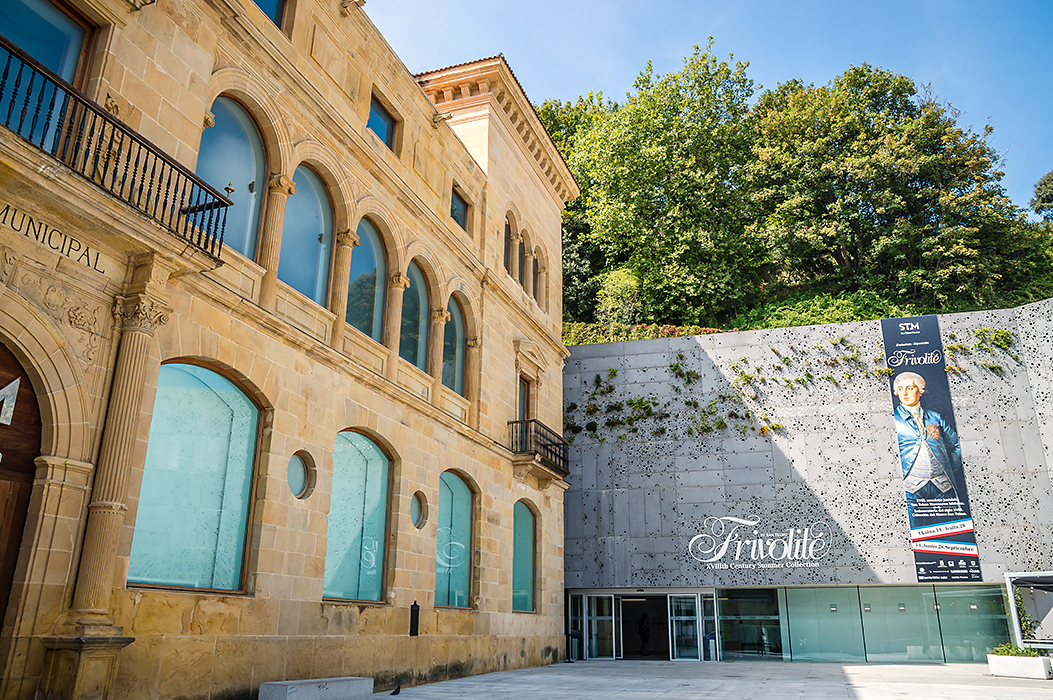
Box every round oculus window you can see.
[287,453,309,499]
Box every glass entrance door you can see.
[701,593,718,660]
[587,595,616,659]
[668,594,701,660]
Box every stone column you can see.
[538,266,548,310]
[509,233,522,283]
[256,174,296,312]
[328,228,359,350]
[71,291,170,623]
[523,251,535,299]
[427,308,449,404]
[382,272,410,380]
[466,336,481,429]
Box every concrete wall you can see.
[563,299,1053,590]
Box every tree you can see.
[1032,169,1053,221]
[572,42,767,327]
[749,64,1032,310]
[537,94,615,322]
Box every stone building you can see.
[0,1,576,698]
[562,301,1053,664]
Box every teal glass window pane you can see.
[278,165,333,305]
[441,297,465,396]
[450,190,468,229]
[717,588,785,660]
[398,261,429,369]
[196,97,266,259]
[935,585,1011,662]
[512,501,534,612]
[346,218,386,342]
[324,432,389,601]
[859,585,943,662]
[1,0,85,82]
[251,0,285,26]
[784,587,865,661]
[503,220,512,273]
[367,96,396,150]
[532,256,539,301]
[287,453,308,498]
[128,364,258,590]
[435,472,472,607]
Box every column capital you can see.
[510,232,523,243]
[431,309,451,324]
[336,229,360,248]
[466,336,481,349]
[268,173,297,196]
[112,294,170,334]
[523,250,535,260]
[390,272,411,289]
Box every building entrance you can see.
[570,592,718,661]
[0,341,41,619]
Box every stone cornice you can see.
[416,57,580,206]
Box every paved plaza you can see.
[376,660,1053,699]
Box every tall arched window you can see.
[346,218,387,342]
[518,235,526,286]
[532,250,540,303]
[128,363,259,590]
[503,218,512,275]
[196,97,266,260]
[435,471,472,607]
[512,501,535,612]
[442,296,466,396]
[398,261,429,369]
[278,165,333,305]
[324,431,390,601]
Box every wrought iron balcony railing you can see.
[0,34,231,261]
[509,419,569,477]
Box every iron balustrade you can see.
[508,419,569,476]
[0,34,231,261]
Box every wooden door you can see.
[0,341,41,617]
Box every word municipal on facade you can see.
[0,201,106,273]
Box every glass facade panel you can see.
[367,96,396,150]
[701,594,718,661]
[936,585,1010,662]
[278,165,333,305]
[434,472,472,607]
[450,190,468,229]
[196,97,266,260]
[323,432,389,601]
[718,588,784,660]
[669,595,701,660]
[128,364,258,590]
[346,218,386,341]
[398,261,429,369]
[784,587,865,662]
[859,585,943,662]
[587,596,615,658]
[569,594,585,660]
[512,502,534,612]
[441,297,465,395]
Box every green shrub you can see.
[990,642,1039,657]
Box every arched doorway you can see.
[0,340,41,615]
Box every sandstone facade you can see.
[0,1,576,698]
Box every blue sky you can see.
[365,0,1051,214]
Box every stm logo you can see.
[899,322,920,332]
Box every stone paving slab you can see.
[374,660,1053,699]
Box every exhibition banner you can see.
[880,315,982,582]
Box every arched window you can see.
[517,235,525,284]
[324,431,390,601]
[512,501,535,612]
[398,261,429,369]
[196,97,266,260]
[442,296,466,396]
[128,363,259,590]
[346,218,387,342]
[278,165,333,305]
[435,471,472,607]
[532,251,540,303]
[503,218,512,275]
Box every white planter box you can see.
[987,654,1052,680]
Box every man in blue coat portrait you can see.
[893,372,967,517]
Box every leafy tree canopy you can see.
[1033,169,1053,221]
